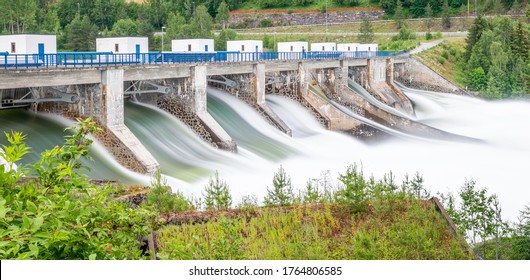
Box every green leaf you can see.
[26,201,38,214]
[31,216,44,232]
[0,204,9,219]
[89,253,97,260]
[28,244,39,257]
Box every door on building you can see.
[136,44,141,60]
[38,43,45,61]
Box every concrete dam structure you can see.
[0,55,464,175]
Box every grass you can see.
[156,200,473,260]
[414,37,468,87]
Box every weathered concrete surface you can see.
[395,57,467,94]
[305,84,362,131]
[124,65,191,81]
[350,58,414,115]
[194,66,237,151]
[0,70,101,89]
[255,64,292,136]
[100,69,159,174]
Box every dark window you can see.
[290,46,293,51]
[348,46,350,51]
[115,44,119,52]
[11,42,16,53]
[241,45,245,51]
[188,44,192,52]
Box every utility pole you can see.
[326,0,328,37]
[161,26,166,52]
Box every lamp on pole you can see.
[161,26,166,52]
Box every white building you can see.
[0,34,57,55]
[277,42,308,53]
[337,43,360,52]
[227,40,263,53]
[310,42,336,52]
[357,43,378,53]
[96,37,149,54]
[172,39,214,52]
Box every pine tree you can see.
[465,15,489,62]
[425,3,433,32]
[442,0,451,29]
[358,16,374,44]
[216,1,230,29]
[63,15,97,51]
[189,5,213,38]
[203,171,232,210]
[510,20,530,60]
[394,0,404,29]
[264,165,295,207]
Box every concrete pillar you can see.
[254,63,292,136]
[101,69,125,127]
[298,62,309,97]
[192,66,237,152]
[335,60,349,95]
[254,63,266,104]
[99,69,160,174]
[193,66,207,113]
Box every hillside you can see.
[155,199,473,260]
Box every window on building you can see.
[241,45,245,51]
[290,46,293,51]
[11,42,16,53]
[188,44,192,52]
[348,46,350,51]
[369,47,371,51]
[115,44,119,52]
[322,46,325,51]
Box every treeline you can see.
[463,16,530,98]
[0,0,236,51]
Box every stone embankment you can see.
[229,10,385,28]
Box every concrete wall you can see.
[0,34,56,54]
[227,40,263,52]
[311,42,336,51]
[395,57,466,94]
[172,39,214,52]
[96,37,149,53]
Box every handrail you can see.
[0,51,402,70]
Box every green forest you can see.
[1,0,528,52]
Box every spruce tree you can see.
[394,0,404,29]
[264,165,295,207]
[442,0,451,29]
[358,16,374,44]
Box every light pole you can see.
[161,26,166,52]
[325,0,328,38]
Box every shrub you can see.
[258,19,273,28]
[203,171,232,210]
[147,170,194,212]
[441,50,450,60]
[336,164,368,213]
[264,165,295,207]
[0,119,156,260]
[434,31,442,39]
[438,56,446,65]
[425,32,433,40]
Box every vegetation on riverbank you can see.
[2,120,529,260]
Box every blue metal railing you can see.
[0,51,401,70]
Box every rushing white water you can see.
[2,86,528,222]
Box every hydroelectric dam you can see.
[2,51,530,223]
[0,51,466,175]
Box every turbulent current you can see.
[1,86,529,222]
